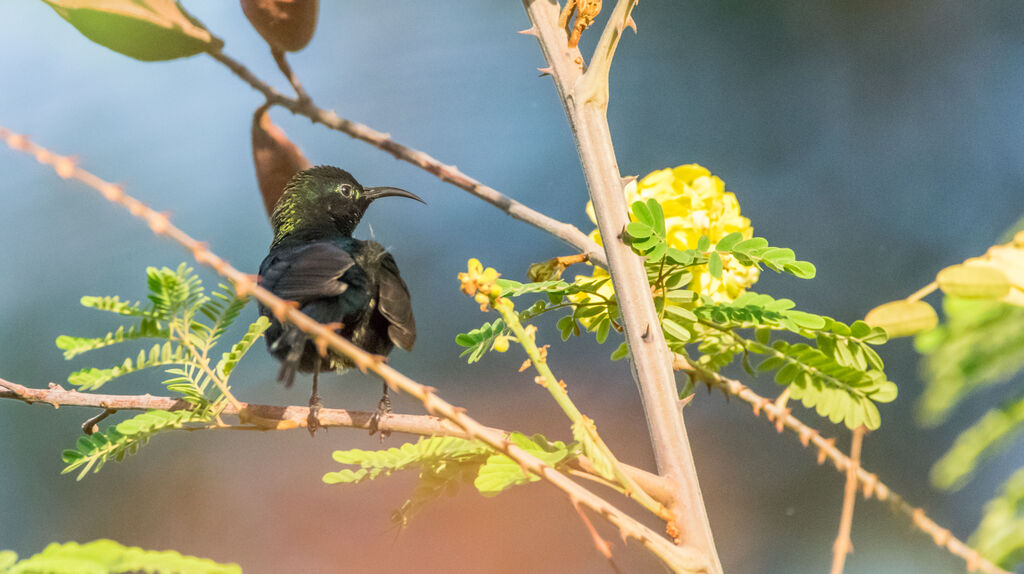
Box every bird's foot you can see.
[368,393,392,440]
[307,394,323,437]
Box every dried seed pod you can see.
[240,0,319,53]
[252,104,312,219]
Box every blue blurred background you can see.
[1,1,1023,572]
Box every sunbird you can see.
[258,166,422,435]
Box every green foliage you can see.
[217,316,271,378]
[623,199,816,279]
[0,539,239,574]
[474,433,575,496]
[456,198,891,429]
[971,468,1024,569]
[749,340,895,429]
[56,319,167,360]
[61,410,202,480]
[931,394,1024,491]
[454,318,507,363]
[56,264,268,479]
[68,342,185,391]
[916,298,1024,425]
[42,0,223,62]
[325,434,578,523]
[910,217,1024,567]
[916,297,1024,496]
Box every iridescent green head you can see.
[271,165,424,245]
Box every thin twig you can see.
[522,2,721,569]
[831,426,865,574]
[271,48,311,104]
[571,498,623,574]
[675,356,1010,574]
[0,128,706,574]
[204,49,607,268]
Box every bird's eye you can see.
[338,184,353,197]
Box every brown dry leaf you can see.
[241,0,319,52]
[252,104,311,219]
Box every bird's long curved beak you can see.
[363,186,426,204]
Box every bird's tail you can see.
[271,326,308,388]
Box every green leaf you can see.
[783,261,817,279]
[916,298,1024,425]
[708,252,723,279]
[970,468,1024,569]
[754,340,896,429]
[326,436,491,485]
[936,264,1012,299]
[78,295,160,318]
[714,232,743,252]
[196,284,251,347]
[42,0,223,62]
[625,221,653,239]
[455,318,507,363]
[67,342,185,390]
[733,237,769,253]
[697,236,711,252]
[496,279,571,297]
[865,299,938,338]
[3,539,239,574]
[931,394,1024,491]
[56,319,167,360]
[215,316,270,378]
[610,341,629,361]
[630,200,653,226]
[474,433,574,496]
[62,410,201,480]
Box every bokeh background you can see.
[2,1,1023,573]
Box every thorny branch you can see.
[0,128,707,574]
[676,356,1011,574]
[521,2,722,570]
[204,49,607,268]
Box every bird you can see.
[257,165,423,435]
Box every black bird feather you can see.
[257,166,422,434]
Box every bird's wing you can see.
[259,242,358,304]
[377,252,416,351]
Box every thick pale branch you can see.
[676,357,1010,574]
[205,49,607,268]
[522,1,721,569]
[0,128,705,573]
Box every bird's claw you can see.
[307,394,323,437]
[368,393,392,440]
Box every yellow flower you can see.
[584,164,759,302]
[459,258,503,311]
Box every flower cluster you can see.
[458,258,503,312]
[585,164,759,302]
